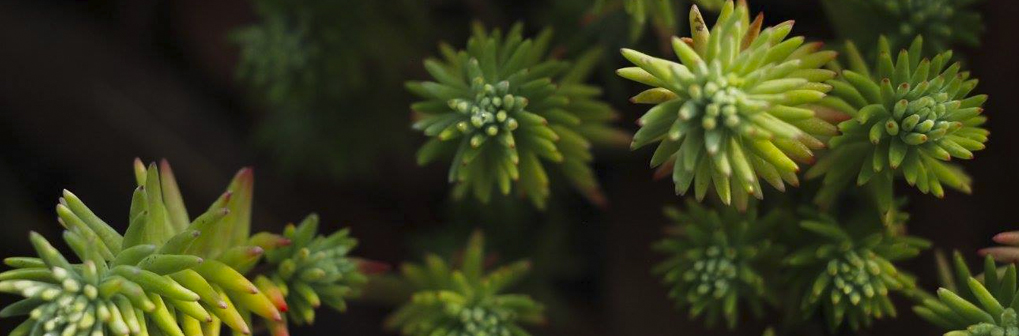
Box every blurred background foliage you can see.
[1,0,1017,335]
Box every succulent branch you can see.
[618,0,838,210]
[259,214,373,331]
[786,210,929,331]
[808,36,988,210]
[654,200,787,329]
[386,232,545,336]
[409,23,629,208]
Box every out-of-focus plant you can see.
[409,23,629,208]
[0,159,376,336]
[654,199,787,329]
[822,0,984,55]
[386,232,545,336]
[618,0,838,210]
[234,0,430,178]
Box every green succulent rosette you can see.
[653,199,786,329]
[258,214,370,329]
[618,0,839,210]
[409,23,629,208]
[913,252,1019,336]
[385,232,545,336]
[808,37,988,209]
[786,210,929,331]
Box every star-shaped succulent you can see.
[786,210,928,331]
[653,200,787,329]
[386,232,545,336]
[410,23,628,208]
[808,36,988,209]
[618,0,838,210]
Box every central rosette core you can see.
[448,80,525,146]
[879,93,958,146]
[685,245,740,299]
[685,76,755,133]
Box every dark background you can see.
[1,0,1017,335]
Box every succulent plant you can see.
[786,210,928,331]
[620,0,678,42]
[653,199,787,329]
[822,0,984,55]
[0,160,281,336]
[618,0,839,210]
[386,232,545,336]
[409,23,629,209]
[913,252,1019,336]
[808,37,988,210]
[259,214,373,331]
[0,159,376,336]
[234,0,429,178]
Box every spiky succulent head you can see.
[260,214,370,327]
[914,253,1019,336]
[410,23,628,208]
[786,210,928,331]
[618,0,839,210]
[386,232,545,336]
[0,160,288,336]
[653,200,785,329]
[809,37,987,208]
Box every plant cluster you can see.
[0,160,372,336]
[0,0,994,334]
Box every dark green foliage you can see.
[823,0,984,55]
[786,209,929,331]
[234,0,429,178]
[386,232,545,336]
[654,200,786,329]
[410,23,628,208]
[808,37,988,210]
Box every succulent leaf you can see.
[618,0,838,210]
[409,23,628,208]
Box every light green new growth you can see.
[913,253,1019,336]
[808,36,988,210]
[786,211,929,331]
[386,232,545,336]
[410,23,628,208]
[654,200,785,329]
[619,0,838,210]
[0,160,280,336]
